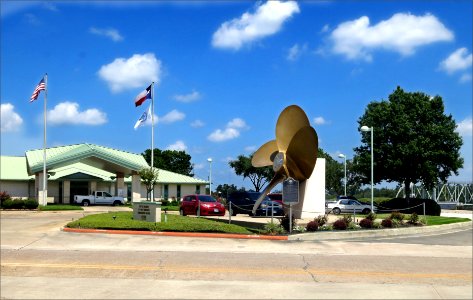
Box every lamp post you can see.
[361,125,374,212]
[207,158,212,196]
[338,154,347,196]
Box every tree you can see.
[317,148,361,197]
[142,148,194,177]
[352,86,463,197]
[138,167,159,201]
[229,155,274,192]
[215,183,239,199]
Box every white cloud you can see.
[227,118,248,129]
[167,140,187,151]
[460,73,472,83]
[287,43,307,61]
[193,163,205,170]
[89,27,124,42]
[208,117,248,142]
[439,48,473,74]
[47,102,107,125]
[244,145,257,153]
[1,103,23,132]
[208,128,240,142]
[98,53,161,93]
[321,24,330,33]
[313,116,327,125]
[212,1,300,50]
[157,109,185,124]
[190,119,205,128]
[330,13,453,61]
[174,90,201,103]
[457,117,472,137]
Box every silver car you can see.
[326,199,376,215]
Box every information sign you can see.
[283,177,299,204]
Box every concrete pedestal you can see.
[292,158,326,219]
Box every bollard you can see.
[271,201,274,224]
[423,202,426,216]
[164,208,168,223]
[229,202,232,224]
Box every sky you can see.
[1,0,472,191]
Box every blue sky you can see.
[1,1,472,190]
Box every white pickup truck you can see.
[73,191,126,207]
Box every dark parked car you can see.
[254,199,284,216]
[267,193,283,204]
[179,194,225,217]
[227,191,283,216]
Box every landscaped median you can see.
[64,211,287,240]
[62,211,471,241]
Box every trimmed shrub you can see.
[343,215,352,224]
[279,214,296,232]
[379,198,440,216]
[391,219,402,228]
[0,191,11,206]
[306,220,319,232]
[365,212,377,221]
[2,199,14,209]
[333,218,348,230]
[315,215,328,227]
[24,199,39,209]
[11,199,25,209]
[381,218,393,228]
[263,222,285,235]
[359,218,373,229]
[390,211,405,222]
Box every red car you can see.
[267,193,283,205]
[179,194,226,216]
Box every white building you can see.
[0,143,208,204]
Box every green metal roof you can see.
[25,143,149,175]
[2,148,208,185]
[157,169,207,184]
[0,156,33,180]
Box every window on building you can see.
[196,185,201,194]
[164,184,169,199]
[177,185,181,199]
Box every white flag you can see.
[134,105,151,130]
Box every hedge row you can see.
[1,199,39,209]
[378,198,441,216]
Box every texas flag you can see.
[134,84,152,107]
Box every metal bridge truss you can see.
[396,182,473,204]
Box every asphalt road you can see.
[1,210,472,299]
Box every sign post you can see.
[283,177,299,234]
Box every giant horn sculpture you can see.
[251,105,318,214]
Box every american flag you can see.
[30,77,46,102]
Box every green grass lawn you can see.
[66,211,254,234]
[39,204,83,211]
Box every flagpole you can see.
[43,73,48,206]
[151,82,154,202]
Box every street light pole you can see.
[207,158,212,196]
[361,126,374,212]
[338,153,347,196]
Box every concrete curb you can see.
[289,220,473,241]
[62,227,288,240]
